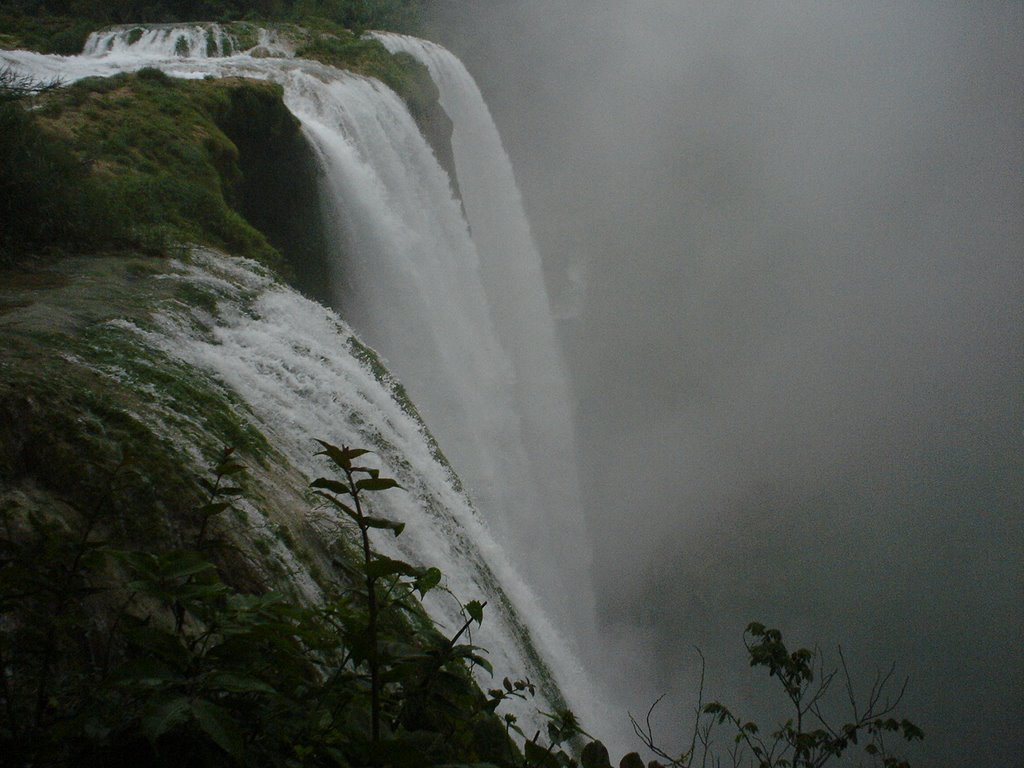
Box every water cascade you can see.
[127,249,585,728]
[1,24,607,740]
[373,33,591,623]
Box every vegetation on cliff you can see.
[0,434,526,767]
[1,23,450,294]
[1,68,302,270]
[0,0,423,54]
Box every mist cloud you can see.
[426,1,1023,763]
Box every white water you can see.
[374,33,592,623]
[1,26,613,743]
[129,249,588,729]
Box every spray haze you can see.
[427,0,1023,764]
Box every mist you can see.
[424,1,1022,765]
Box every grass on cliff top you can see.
[1,69,294,270]
[290,25,439,113]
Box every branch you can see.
[0,65,63,101]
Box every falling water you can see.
[1,24,613,743]
[127,248,585,729]
[374,33,591,624]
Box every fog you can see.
[424,2,1022,764]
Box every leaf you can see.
[355,477,400,492]
[198,501,231,516]
[524,739,560,768]
[362,516,405,536]
[414,566,442,596]
[191,699,244,758]
[467,653,493,675]
[366,557,418,579]
[141,695,191,742]
[159,550,218,581]
[206,672,277,695]
[315,439,370,469]
[310,477,352,496]
[124,625,191,669]
[901,720,925,740]
[111,657,180,688]
[466,600,484,625]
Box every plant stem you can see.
[349,467,381,745]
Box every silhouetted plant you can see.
[630,623,923,768]
[1,438,922,768]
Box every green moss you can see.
[21,72,291,271]
[83,328,270,460]
[296,32,437,111]
[223,21,260,51]
[275,524,295,547]
[0,252,282,555]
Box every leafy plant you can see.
[630,623,923,768]
[0,435,923,768]
[310,440,513,766]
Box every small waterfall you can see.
[0,25,609,740]
[83,24,227,58]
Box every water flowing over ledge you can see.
[133,248,594,729]
[1,24,611,741]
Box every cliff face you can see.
[0,74,329,555]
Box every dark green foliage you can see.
[0,428,925,767]
[0,12,96,55]
[294,33,430,105]
[1,70,292,268]
[310,440,522,766]
[0,97,123,262]
[0,441,562,767]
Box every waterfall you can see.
[1,25,610,741]
[374,33,592,625]
[125,248,586,729]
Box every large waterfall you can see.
[372,33,590,605]
[1,24,609,741]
